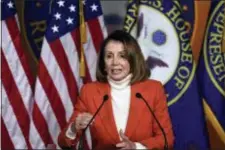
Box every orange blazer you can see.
[58,80,174,150]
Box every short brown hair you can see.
[96,30,150,84]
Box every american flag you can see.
[1,0,44,149]
[1,0,107,149]
[33,0,107,149]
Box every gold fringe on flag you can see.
[223,10,225,91]
[79,0,87,77]
[222,10,225,53]
[203,100,225,144]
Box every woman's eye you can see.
[120,54,126,58]
[106,55,112,58]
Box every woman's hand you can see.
[116,129,136,149]
[71,112,93,132]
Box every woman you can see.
[58,30,174,149]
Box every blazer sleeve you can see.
[58,85,88,149]
[139,82,174,149]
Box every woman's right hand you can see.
[72,112,93,132]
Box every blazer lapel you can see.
[124,83,146,138]
[94,83,120,143]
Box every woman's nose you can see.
[112,57,119,65]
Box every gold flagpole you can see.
[79,0,87,77]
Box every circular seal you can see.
[136,5,180,85]
[128,1,196,105]
[203,1,225,96]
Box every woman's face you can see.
[104,40,130,81]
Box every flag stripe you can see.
[83,26,98,81]
[1,71,29,149]
[29,113,47,148]
[87,18,104,53]
[29,117,46,148]
[41,39,73,122]
[37,59,67,129]
[50,37,78,106]
[60,33,84,91]
[98,16,108,39]
[2,21,33,114]
[71,28,92,83]
[31,1,107,148]
[4,18,46,148]
[1,22,33,148]
[2,7,46,148]
[1,117,15,150]
[5,16,34,85]
[34,78,61,146]
[32,102,54,147]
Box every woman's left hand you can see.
[116,129,136,149]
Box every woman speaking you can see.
[58,30,174,150]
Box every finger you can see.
[80,124,88,129]
[78,121,89,129]
[77,113,85,119]
[82,120,91,126]
[76,114,81,120]
[82,113,93,118]
[76,113,93,129]
[82,112,91,115]
[119,129,124,138]
[83,119,95,126]
[79,115,92,123]
[90,119,95,125]
[80,115,93,123]
[75,117,82,129]
[76,122,83,130]
[76,115,83,125]
[116,142,127,148]
[119,130,129,141]
[83,116,94,125]
[80,118,93,128]
[78,113,91,121]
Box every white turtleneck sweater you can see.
[66,74,146,149]
[107,74,132,136]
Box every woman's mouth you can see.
[111,69,122,74]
